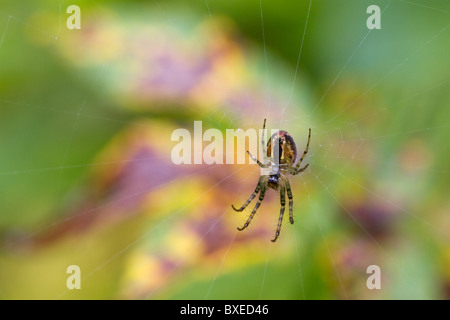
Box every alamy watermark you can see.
[366,264,381,290]
[66,265,81,290]
[66,5,81,30]
[64,4,380,31]
[367,5,381,30]
[171,121,281,169]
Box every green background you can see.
[0,0,449,299]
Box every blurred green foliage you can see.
[0,0,449,299]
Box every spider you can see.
[232,119,311,242]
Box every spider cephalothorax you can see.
[232,119,311,242]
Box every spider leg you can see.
[293,163,309,175]
[271,184,286,242]
[232,177,263,212]
[261,119,267,161]
[237,183,267,231]
[284,178,294,224]
[247,151,269,168]
[294,128,311,171]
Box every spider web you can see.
[0,0,449,300]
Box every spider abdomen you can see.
[267,130,297,166]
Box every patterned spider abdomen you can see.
[266,130,298,166]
